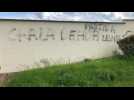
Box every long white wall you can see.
[0,19,132,73]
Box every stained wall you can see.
[0,19,132,73]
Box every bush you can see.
[117,35,134,56]
[83,58,91,62]
[112,50,127,60]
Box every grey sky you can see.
[0,12,134,22]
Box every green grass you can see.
[5,55,134,87]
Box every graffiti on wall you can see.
[84,23,116,33]
[8,27,56,42]
[8,23,128,42]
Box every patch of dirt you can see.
[0,74,9,87]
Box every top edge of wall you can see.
[122,19,134,21]
[0,18,126,24]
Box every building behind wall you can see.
[0,19,133,73]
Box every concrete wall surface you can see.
[0,19,133,73]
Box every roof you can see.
[0,18,126,24]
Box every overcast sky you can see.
[0,12,134,22]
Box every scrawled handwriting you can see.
[8,23,128,43]
[8,27,56,42]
